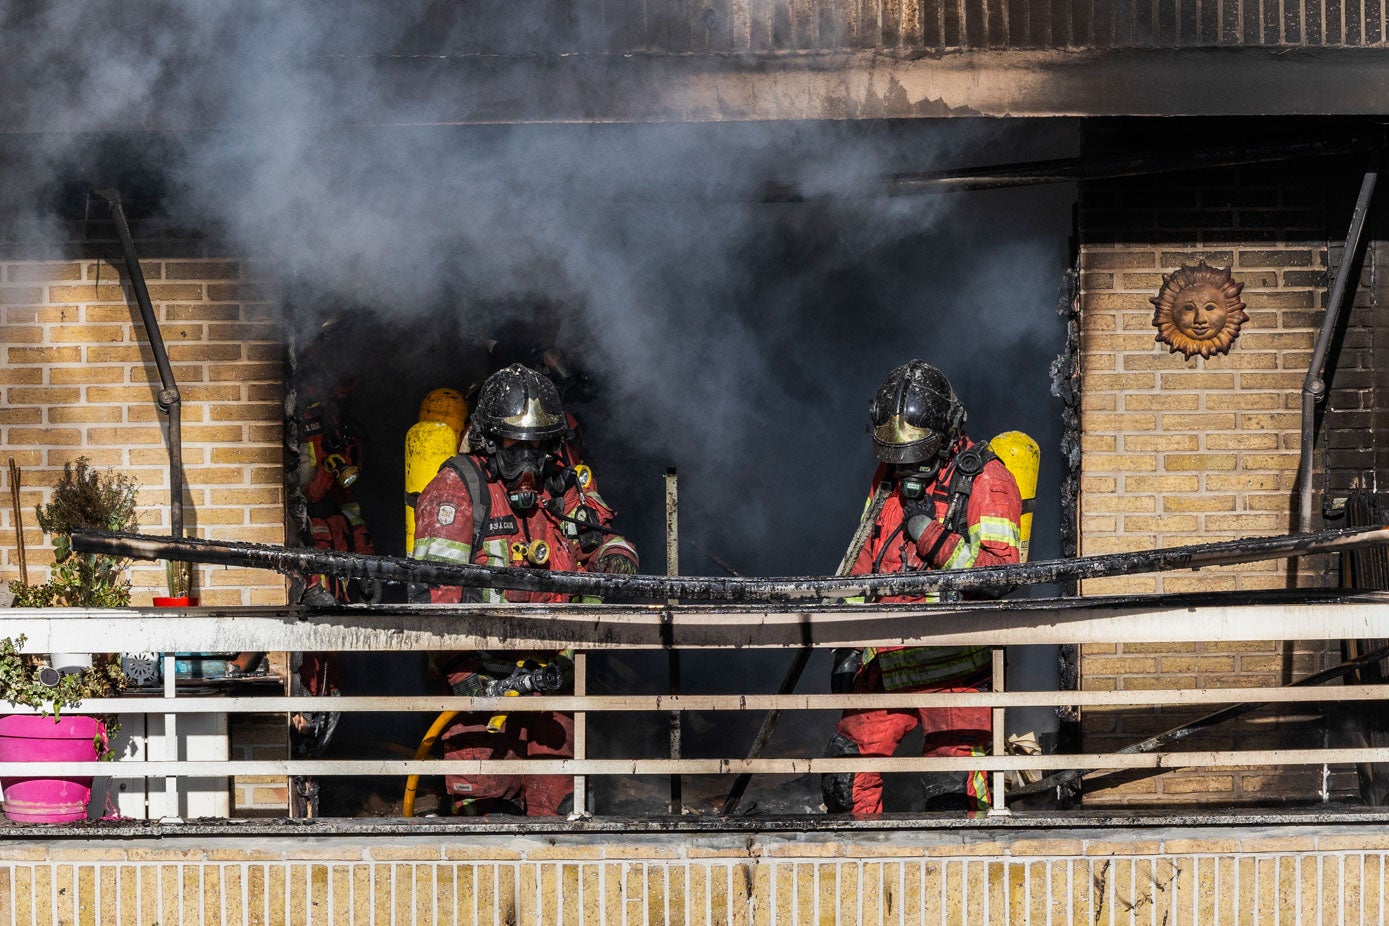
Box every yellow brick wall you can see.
[0,256,291,816]
[0,258,287,606]
[1077,243,1322,596]
[1075,166,1349,807]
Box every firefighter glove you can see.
[908,516,959,569]
[300,585,338,609]
[550,653,575,688]
[830,648,863,694]
[905,514,932,542]
[594,552,638,575]
[358,578,385,605]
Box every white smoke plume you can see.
[4,4,1077,800]
[1,2,1077,575]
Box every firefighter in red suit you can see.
[293,383,380,701]
[485,335,638,574]
[412,364,638,816]
[822,360,1022,815]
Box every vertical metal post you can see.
[1298,163,1379,532]
[7,459,27,587]
[102,192,188,821]
[571,651,588,817]
[665,468,682,815]
[989,646,1009,815]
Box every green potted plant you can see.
[157,558,197,607]
[2,457,134,822]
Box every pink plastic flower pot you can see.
[0,714,104,823]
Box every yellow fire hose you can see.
[401,687,522,815]
[402,710,457,817]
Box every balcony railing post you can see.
[162,651,179,820]
[989,646,1009,816]
[666,467,682,815]
[572,651,588,817]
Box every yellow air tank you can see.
[405,388,468,553]
[988,430,1040,563]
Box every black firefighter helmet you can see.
[471,364,569,494]
[471,363,568,444]
[868,360,965,467]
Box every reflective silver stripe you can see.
[479,539,509,604]
[596,537,638,560]
[876,644,991,689]
[943,538,976,570]
[412,536,472,563]
[975,516,1021,547]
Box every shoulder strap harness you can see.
[941,444,998,537]
[440,453,494,555]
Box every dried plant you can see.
[8,457,139,608]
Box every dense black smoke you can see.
[2,3,1078,811]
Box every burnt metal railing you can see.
[95,192,185,542]
[6,590,1389,821]
[1297,161,1380,532]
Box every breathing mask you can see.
[495,439,557,511]
[895,460,941,501]
[496,441,552,483]
[507,471,540,511]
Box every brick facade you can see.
[1,147,1378,817]
[0,255,290,816]
[0,257,287,602]
[2,823,1388,924]
[1076,156,1365,806]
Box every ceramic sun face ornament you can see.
[1150,261,1249,360]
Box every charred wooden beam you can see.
[73,525,1389,603]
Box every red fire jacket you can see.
[555,412,638,571]
[412,456,581,605]
[412,454,585,688]
[849,435,1023,689]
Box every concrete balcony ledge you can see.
[6,810,1389,923]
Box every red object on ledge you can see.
[152,597,199,607]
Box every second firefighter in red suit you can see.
[412,364,638,816]
[822,360,1022,815]
[296,386,380,705]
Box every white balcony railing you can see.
[4,590,1389,819]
